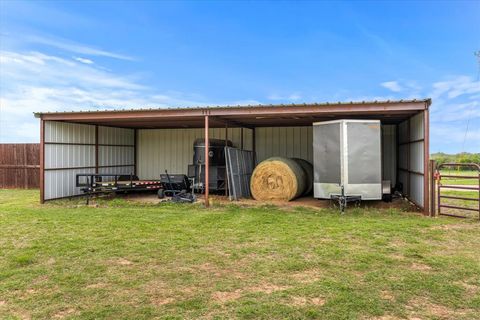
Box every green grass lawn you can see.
[1,190,480,320]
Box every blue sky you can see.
[0,1,479,153]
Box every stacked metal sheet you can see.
[225,147,255,200]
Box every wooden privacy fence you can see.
[0,144,40,189]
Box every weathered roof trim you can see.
[34,98,431,118]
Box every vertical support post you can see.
[134,129,138,176]
[95,125,99,174]
[240,128,244,150]
[407,118,411,198]
[204,115,210,208]
[395,124,400,192]
[225,122,228,196]
[424,109,430,216]
[252,127,256,167]
[429,159,436,217]
[40,119,45,203]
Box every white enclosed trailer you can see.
[313,119,382,201]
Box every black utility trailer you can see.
[76,173,163,195]
[76,172,192,203]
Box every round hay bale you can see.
[250,157,307,201]
[292,158,313,195]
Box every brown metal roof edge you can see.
[34,98,431,118]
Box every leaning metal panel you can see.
[227,147,253,200]
[225,147,255,200]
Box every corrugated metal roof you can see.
[34,98,431,116]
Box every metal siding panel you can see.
[398,120,409,144]
[306,127,313,163]
[98,146,134,166]
[45,145,95,169]
[45,121,95,144]
[44,168,95,200]
[137,127,309,179]
[254,126,312,162]
[137,128,197,179]
[99,166,134,176]
[398,170,409,195]
[255,128,266,162]
[44,121,95,200]
[410,112,424,141]
[410,173,424,207]
[398,145,408,170]
[409,141,424,174]
[382,125,397,186]
[98,126,134,145]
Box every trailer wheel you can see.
[158,189,165,199]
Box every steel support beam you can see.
[134,129,138,176]
[252,127,256,167]
[424,109,430,216]
[204,115,210,208]
[40,119,45,204]
[225,122,228,196]
[95,125,99,174]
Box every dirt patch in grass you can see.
[151,297,175,306]
[289,296,325,307]
[117,258,133,265]
[380,290,395,301]
[53,308,76,319]
[85,282,108,289]
[459,281,479,295]
[431,223,479,231]
[211,290,243,303]
[248,283,290,294]
[410,262,432,271]
[291,268,324,284]
[407,298,454,319]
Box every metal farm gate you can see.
[435,163,480,219]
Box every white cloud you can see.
[74,57,94,64]
[431,76,480,99]
[427,76,480,153]
[0,50,204,142]
[381,81,403,92]
[26,34,135,61]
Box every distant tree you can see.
[431,152,480,170]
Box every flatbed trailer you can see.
[76,173,163,196]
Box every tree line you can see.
[431,152,480,169]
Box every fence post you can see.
[429,159,436,217]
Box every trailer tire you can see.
[158,189,165,199]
